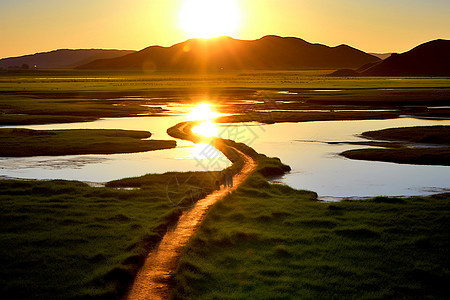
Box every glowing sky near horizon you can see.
[0,0,449,59]
[179,0,241,39]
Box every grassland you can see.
[0,169,221,300]
[0,113,98,125]
[1,70,450,92]
[169,121,449,298]
[0,119,293,300]
[1,72,449,299]
[1,72,449,127]
[171,172,450,299]
[342,126,450,165]
[0,128,176,156]
[0,94,165,125]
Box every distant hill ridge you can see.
[0,49,136,69]
[368,53,392,60]
[76,35,380,71]
[332,39,450,76]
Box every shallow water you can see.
[0,115,230,182]
[1,110,449,199]
[219,118,450,199]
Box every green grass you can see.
[1,73,449,300]
[1,73,449,127]
[0,128,176,156]
[1,70,450,92]
[171,173,450,299]
[0,169,221,300]
[106,171,220,205]
[0,116,292,300]
[0,94,161,125]
[0,95,147,117]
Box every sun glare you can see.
[185,103,221,121]
[186,103,221,137]
[179,0,241,39]
[192,120,218,137]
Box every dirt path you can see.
[127,147,257,300]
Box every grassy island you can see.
[0,128,176,157]
[341,126,450,166]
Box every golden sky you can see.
[1,0,449,59]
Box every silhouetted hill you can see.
[362,40,450,76]
[0,49,135,69]
[362,39,450,76]
[331,39,450,77]
[77,36,380,71]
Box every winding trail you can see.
[127,124,258,300]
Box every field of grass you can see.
[0,118,293,300]
[171,172,450,299]
[1,72,449,300]
[0,128,176,156]
[0,169,221,300]
[341,126,450,165]
[1,72,449,127]
[0,94,165,125]
[0,114,98,125]
[1,70,450,92]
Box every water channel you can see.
[1,103,449,200]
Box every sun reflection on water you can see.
[192,120,218,137]
[185,103,222,121]
[186,103,221,138]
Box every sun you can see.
[179,0,241,39]
[185,103,222,121]
[186,103,221,137]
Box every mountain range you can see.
[0,49,135,69]
[76,36,380,71]
[2,37,448,76]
